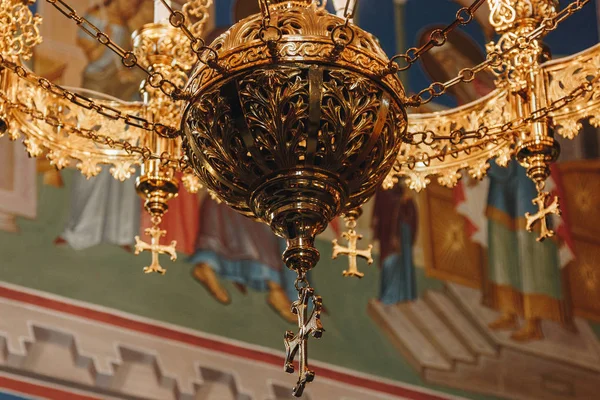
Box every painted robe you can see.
[372,186,418,304]
[139,173,200,256]
[0,137,36,232]
[60,12,140,249]
[485,161,569,323]
[189,197,298,301]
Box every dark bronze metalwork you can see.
[181,4,406,393]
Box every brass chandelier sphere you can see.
[182,0,407,271]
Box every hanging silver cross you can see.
[284,286,324,397]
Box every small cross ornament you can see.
[524,191,561,242]
[134,225,177,274]
[284,286,324,397]
[332,229,374,278]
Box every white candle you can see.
[154,0,173,24]
[333,0,356,20]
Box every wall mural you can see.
[0,1,599,399]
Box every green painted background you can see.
[0,171,504,400]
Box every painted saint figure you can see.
[190,196,298,323]
[139,172,200,256]
[372,185,418,304]
[56,0,144,250]
[422,28,573,340]
[485,161,572,340]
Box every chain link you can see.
[0,56,179,138]
[0,90,189,169]
[404,0,591,107]
[402,73,599,168]
[157,0,225,72]
[385,0,485,74]
[294,270,310,291]
[45,0,189,99]
[329,0,358,57]
[257,0,284,53]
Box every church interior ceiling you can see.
[0,0,599,399]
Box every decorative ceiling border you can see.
[0,282,460,400]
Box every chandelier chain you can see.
[0,90,189,170]
[342,0,357,24]
[386,0,486,74]
[328,0,358,57]
[400,74,598,169]
[0,56,178,138]
[404,0,590,108]
[257,0,284,52]
[45,0,186,100]
[157,0,225,73]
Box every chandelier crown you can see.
[267,0,320,9]
[489,0,558,32]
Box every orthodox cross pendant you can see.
[332,229,374,278]
[134,225,177,274]
[284,286,324,397]
[525,191,561,242]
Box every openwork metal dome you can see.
[182,0,407,271]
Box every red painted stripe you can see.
[0,286,450,400]
[0,375,101,400]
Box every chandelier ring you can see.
[458,68,475,82]
[456,7,474,24]
[423,131,436,146]
[450,130,464,144]
[190,37,206,53]
[38,78,51,90]
[122,52,138,68]
[330,24,355,48]
[294,274,309,291]
[154,124,180,139]
[430,82,446,95]
[258,25,283,45]
[198,47,218,65]
[169,11,186,28]
[96,32,110,45]
[141,147,152,160]
[15,65,26,78]
[516,36,531,49]
[429,29,446,46]
[405,47,419,62]
[70,14,83,24]
[159,80,179,96]
[409,131,425,145]
[542,17,558,30]
[487,51,503,67]
[477,125,490,136]
[160,151,172,166]
[416,153,431,166]
[103,136,115,147]
[387,54,410,73]
[148,72,165,88]
[406,157,416,170]
[122,142,133,154]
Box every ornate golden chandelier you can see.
[0,0,597,395]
